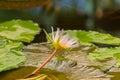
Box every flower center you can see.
[59,42,68,49]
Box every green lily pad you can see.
[88,47,120,67]
[65,30,120,46]
[77,30,120,45]
[114,53,120,67]
[0,38,25,72]
[88,48,115,60]
[0,50,25,72]
[0,20,40,42]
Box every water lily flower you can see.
[24,27,79,78]
[51,27,79,49]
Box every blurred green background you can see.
[0,0,120,42]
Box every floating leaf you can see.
[64,30,93,46]
[0,20,40,42]
[88,47,120,67]
[17,74,50,80]
[0,38,25,72]
[77,30,120,45]
[65,30,120,45]
[0,37,7,48]
[114,53,120,67]
[0,66,69,80]
[88,48,115,60]
[0,50,25,72]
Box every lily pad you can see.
[66,30,120,45]
[88,47,120,67]
[0,38,25,72]
[0,20,40,42]
[0,66,69,80]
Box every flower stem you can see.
[24,48,59,78]
[32,48,59,74]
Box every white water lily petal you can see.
[51,27,55,40]
[68,38,77,45]
[60,33,70,43]
[54,28,60,42]
[65,38,77,46]
[50,27,79,49]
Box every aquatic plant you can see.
[24,27,79,78]
[1,20,120,79]
[66,30,120,46]
[88,47,120,67]
[0,20,40,72]
[66,30,120,68]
